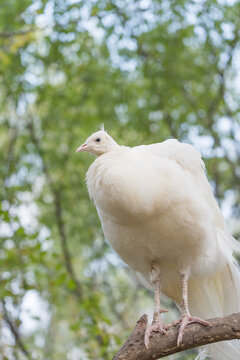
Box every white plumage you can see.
[77,130,240,359]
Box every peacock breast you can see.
[86,149,178,221]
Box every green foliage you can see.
[0,0,239,359]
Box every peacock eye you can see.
[96,138,101,142]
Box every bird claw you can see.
[144,321,168,348]
[168,313,212,346]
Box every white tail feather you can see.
[189,256,240,359]
[136,233,240,360]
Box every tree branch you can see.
[1,299,30,359]
[0,29,34,38]
[27,120,82,297]
[113,312,240,360]
[53,189,82,297]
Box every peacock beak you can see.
[76,143,88,152]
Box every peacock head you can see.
[76,130,119,156]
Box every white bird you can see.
[76,129,240,359]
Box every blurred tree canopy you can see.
[0,0,239,359]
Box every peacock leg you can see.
[144,268,168,348]
[167,270,211,346]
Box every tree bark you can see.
[113,312,240,360]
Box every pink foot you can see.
[167,313,211,346]
[144,320,168,348]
